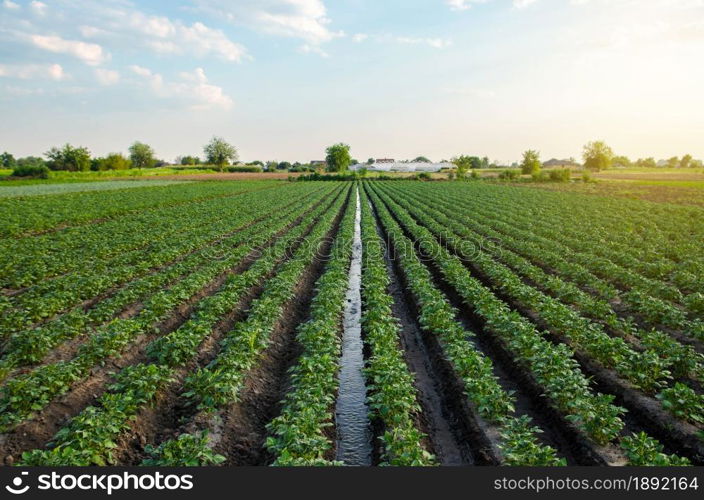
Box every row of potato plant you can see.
[0,187,341,430]
[16,187,347,466]
[0,186,326,377]
[264,188,357,465]
[370,183,692,465]
[357,188,435,465]
[0,184,322,332]
[385,183,703,384]
[365,184,566,466]
[142,186,352,465]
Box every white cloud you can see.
[30,0,47,16]
[95,68,119,85]
[3,0,19,10]
[447,0,537,10]
[98,8,248,62]
[79,25,107,38]
[395,36,453,49]
[29,35,108,66]
[191,0,342,45]
[446,0,487,11]
[130,65,233,110]
[0,63,66,80]
[2,85,45,96]
[298,43,329,57]
[357,34,453,49]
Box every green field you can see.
[0,178,702,467]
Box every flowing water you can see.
[335,188,373,465]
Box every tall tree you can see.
[203,137,238,171]
[582,141,614,171]
[666,156,680,169]
[45,144,91,171]
[612,155,632,168]
[413,156,431,163]
[520,150,541,175]
[129,141,156,169]
[1,152,16,168]
[636,157,657,169]
[680,154,693,169]
[325,143,352,172]
[452,155,473,178]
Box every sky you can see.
[1,0,703,164]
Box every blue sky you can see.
[1,0,703,164]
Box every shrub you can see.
[225,165,263,173]
[549,169,572,183]
[498,169,519,181]
[531,171,549,182]
[12,164,50,179]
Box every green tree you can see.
[325,143,352,172]
[680,154,693,169]
[1,151,17,168]
[582,141,614,171]
[451,155,473,179]
[16,156,45,169]
[635,157,657,169]
[413,156,431,163]
[103,153,131,171]
[277,161,292,171]
[204,137,238,171]
[367,158,375,165]
[180,155,200,166]
[521,150,541,175]
[666,156,680,169]
[612,155,632,168]
[129,141,156,169]
[45,144,91,171]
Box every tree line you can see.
[0,137,242,178]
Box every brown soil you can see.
[367,189,500,466]
[375,210,471,465]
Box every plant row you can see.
[142,186,352,465]
[0,186,344,430]
[365,184,567,466]
[15,187,349,466]
[368,183,691,464]
[0,186,330,377]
